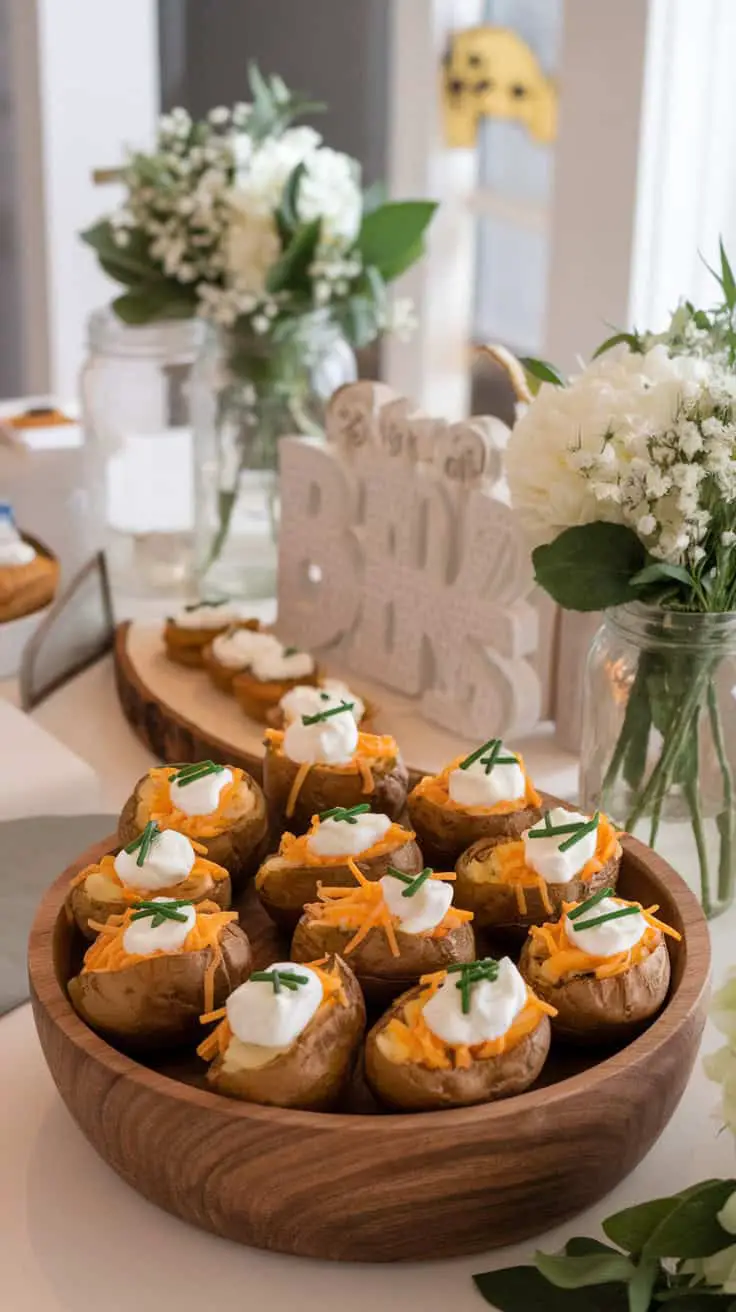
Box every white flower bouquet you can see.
[506,246,736,914]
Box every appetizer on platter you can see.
[262,701,408,833]
[163,600,260,667]
[118,760,268,884]
[0,503,58,623]
[197,955,365,1110]
[232,641,320,723]
[68,898,252,1048]
[202,625,284,693]
[291,859,475,1001]
[255,803,423,928]
[365,956,555,1110]
[407,738,543,868]
[67,821,232,940]
[454,806,622,932]
[266,677,368,730]
[519,887,680,1042]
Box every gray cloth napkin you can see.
[1,814,117,1015]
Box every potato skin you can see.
[454,839,621,932]
[255,836,424,930]
[233,666,321,724]
[263,745,409,835]
[291,919,476,1004]
[365,984,551,1111]
[206,955,366,1110]
[67,865,233,942]
[407,787,542,869]
[117,770,269,888]
[519,935,671,1043]
[68,922,252,1049]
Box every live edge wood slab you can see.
[28,831,710,1263]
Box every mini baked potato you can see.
[519,891,680,1043]
[68,901,252,1049]
[232,649,321,724]
[255,808,424,929]
[262,728,409,834]
[264,678,372,731]
[365,961,553,1111]
[454,810,622,933]
[407,740,543,868]
[198,955,365,1110]
[201,625,282,694]
[67,826,232,941]
[164,606,260,668]
[118,762,268,887]
[291,863,476,1002]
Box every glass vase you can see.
[80,306,204,596]
[191,313,356,600]
[581,602,736,918]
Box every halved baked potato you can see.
[262,728,409,834]
[454,812,622,933]
[198,954,365,1110]
[365,968,553,1110]
[118,763,268,887]
[255,812,423,929]
[164,609,260,668]
[519,894,679,1043]
[232,656,321,724]
[68,902,252,1049]
[201,625,282,694]
[407,745,543,868]
[264,678,373,731]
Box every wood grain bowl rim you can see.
[28,831,711,1132]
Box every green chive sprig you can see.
[251,968,310,993]
[302,700,355,726]
[283,645,299,657]
[401,867,433,899]
[123,820,161,868]
[446,958,501,1014]
[171,760,225,787]
[459,738,518,773]
[558,811,600,852]
[385,866,414,885]
[130,898,192,928]
[527,810,600,848]
[571,905,641,933]
[566,887,614,922]
[319,803,371,824]
[184,598,227,612]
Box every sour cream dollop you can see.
[211,627,281,670]
[249,645,316,682]
[122,898,196,956]
[169,766,233,816]
[226,961,323,1048]
[173,601,253,629]
[564,896,646,957]
[280,680,365,725]
[522,807,598,884]
[0,513,35,567]
[422,957,527,1046]
[448,743,526,809]
[283,705,358,765]
[114,827,196,891]
[307,811,392,858]
[380,872,453,935]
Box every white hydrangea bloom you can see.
[297,146,362,243]
[235,126,322,213]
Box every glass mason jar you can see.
[80,307,204,596]
[581,602,736,917]
[191,311,357,600]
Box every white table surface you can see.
[1,602,732,1311]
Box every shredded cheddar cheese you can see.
[528,897,681,983]
[381,970,555,1071]
[196,959,347,1063]
[486,814,621,905]
[411,752,541,815]
[70,848,229,902]
[263,728,398,817]
[146,765,245,838]
[256,818,415,882]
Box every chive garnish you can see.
[319,691,331,701]
[459,738,518,772]
[558,811,600,853]
[123,820,160,867]
[527,810,593,839]
[319,803,371,824]
[302,700,355,726]
[385,865,414,885]
[130,898,192,928]
[401,867,433,898]
[251,968,310,992]
[447,959,501,1013]
[283,645,299,657]
[170,760,225,786]
[571,905,641,933]
[566,887,614,922]
[184,598,228,611]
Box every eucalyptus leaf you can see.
[473,1266,628,1311]
[567,1238,624,1257]
[631,562,694,592]
[266,218,321,294]
[628,1258,660,1312]
[535,1250,636,1289]
[642,1181,736,1258]
[376,235,427,282]
[333,293,380,349]
[532,523,648,611]
[278,161,307,232]
[357,200,437,281]
[721,238,736,310]
[112,284,195,325]
[519,355,566,387]
[81,221,164,287]
[592,331,645,359]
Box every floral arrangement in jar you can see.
[82,64,436,597]
[504,245,736,916]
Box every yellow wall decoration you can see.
[442,26,558,148]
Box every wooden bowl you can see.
[29,833,710,1263]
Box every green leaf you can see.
[592,331,645,359]
[80,221,164,288]
[333,293,380,349]
[535,1251,636,1289]
[567,1238,624,1257]
[629,1258,660,1312]
[632,562,694,592]
[655,1296,736,1309]
[266,218,321,294]
[278,161,307,232]
[519,355,566,387]
[532,523,648,611]
[111,284,195,325]
[473,1266,628,1311]
[720,238,736,310]
[642,1181,736,1258]
[357,200,437,280]
[374,235,426,282]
